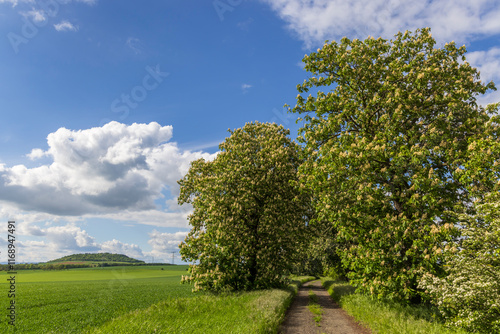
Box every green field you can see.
[0,266,312,333]
[0,266,194,333]
[11,265,180,283]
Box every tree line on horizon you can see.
[45,252,145,264]
[0,252,148,271]
[178,28,500,333]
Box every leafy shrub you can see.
[419,189,500,333]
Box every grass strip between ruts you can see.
[307,289,323,327]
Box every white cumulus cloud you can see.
[43,224,98,250]
[261,0,500,47]
[100,239,144,260]
[467,47,500,106]
[0,121,217,216]
[147,229,188,261]
[467,48,500,85]
[27,148,47,160]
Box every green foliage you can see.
[419,135,500,333]
[323,266,347,281]
[178,121,311,291]
[291,27,497,302]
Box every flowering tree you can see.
[290,27,498,301]
[419,134,500,333]
[178,122,311,291]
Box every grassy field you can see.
[12,265,180,282]
[321,278,469,334]
[0,266,315,333]
[0,266,194,333]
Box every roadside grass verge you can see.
[321,278,468,334]
[88,276,316,334]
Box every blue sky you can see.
[0,0,499,263]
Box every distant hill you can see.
[46,252,145,264]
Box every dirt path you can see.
[279,280,371,334]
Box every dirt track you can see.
[279,280,371,334]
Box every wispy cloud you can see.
[76,0,97,5]
[0,0,96,7]
[54,20,78,32]
[22,8,46,23]
[237,18,254,31]
[241,83,252,93]
[181,139,222,152]
[0,0,34,7]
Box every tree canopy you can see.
[178,121,312,291]
[291,27,498,301]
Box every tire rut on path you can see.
[279,280,371,334]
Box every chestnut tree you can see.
[291,28,498,301]
[178,122,311,291]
